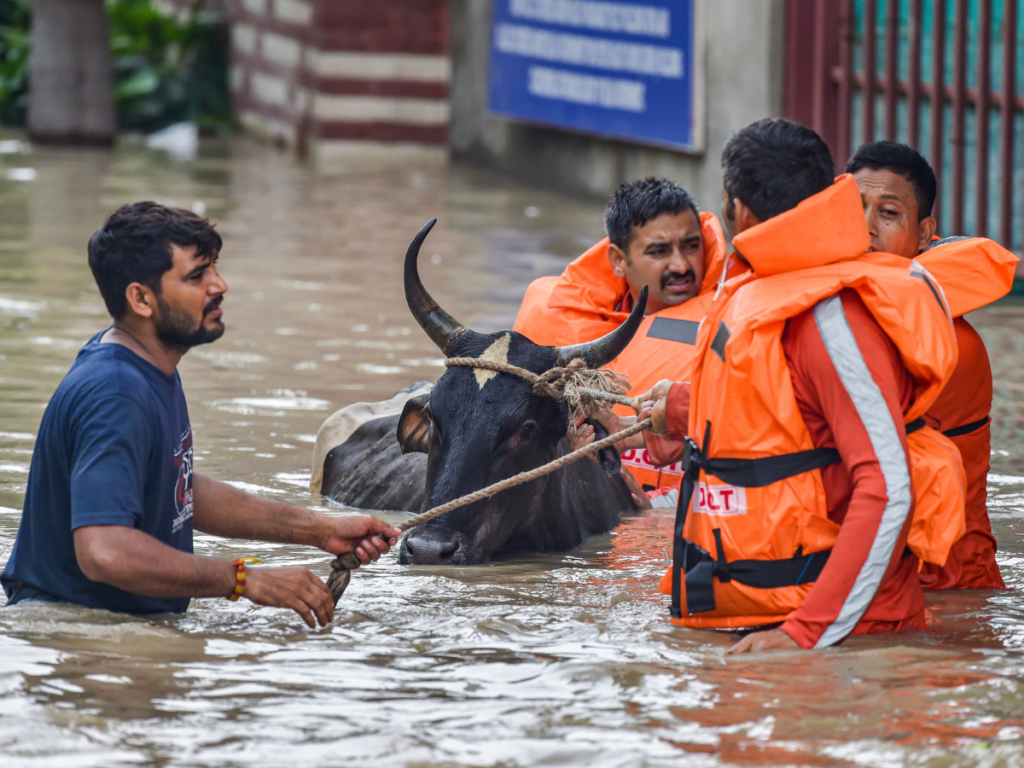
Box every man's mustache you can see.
[660,270,696,290]
[204,296,224,316]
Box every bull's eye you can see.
[516,420,538,443]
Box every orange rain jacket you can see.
[915,237,1018,590]
[658,176,962,640]
[514,213,728,488]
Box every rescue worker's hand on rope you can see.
[569,409,648,457]
[727,629,800,654]
[568,412,598,458]
[633,379,676,435]
[568,410,647,454]
[595,409,646,452]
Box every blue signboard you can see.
[488,0,698,151]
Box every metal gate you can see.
[784,0,1024,251]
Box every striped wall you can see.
[221,0,451,153]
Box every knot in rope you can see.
[443,355,635,422]
[532,357,587,399]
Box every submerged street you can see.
[1,138,1024,767]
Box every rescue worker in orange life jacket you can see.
[636,119,960,653]
[514,179,729,494]
[847,141,1018,590]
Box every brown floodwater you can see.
[1,136,1023,768]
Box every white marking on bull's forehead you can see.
[475,333,511,389]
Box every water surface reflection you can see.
[0,138,1023,767]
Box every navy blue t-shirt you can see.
[1,330,194,613]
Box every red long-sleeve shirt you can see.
[658,289,925,647]
[918,317,1004,589]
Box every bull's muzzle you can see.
[399,527,474,565]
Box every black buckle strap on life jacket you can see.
[906,417,926,435]
[671,422,712,619]
[679,538,832,615]
[670,421,840,619]
[671,434,701,618]
[906,415,989,439]
[943,416,990,438]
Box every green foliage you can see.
[0,0,231,131]
[0,0,30,126]
[109,0,231,132]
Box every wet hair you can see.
[604,177,699,252]
[845,140,937,219]
[88,201,222,318]
[721,117,835,222]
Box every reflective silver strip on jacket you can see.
[811,294,913,649]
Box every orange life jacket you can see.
[916,235,1018,318]
[915,235,1017,590]
[514,213,728,487]
[658,176,963,630]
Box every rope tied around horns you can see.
[446,356,636,422]
[326,357,652,604]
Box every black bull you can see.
[316,220,649,565]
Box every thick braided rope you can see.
[396,417,650,532]
[327,357,648,603]
[444,357,635,418]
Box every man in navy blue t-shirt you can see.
[1,202,399,627]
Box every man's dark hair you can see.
[721,118,835,222]
[845,140,937,219]
[604,177,700,252]
[88,202,223,318]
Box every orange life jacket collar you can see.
[545,212,728,315]
[915,235,1019,317]
[732,175,872,277]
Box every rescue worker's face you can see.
[853,168,936,259]
[608,209,705,314]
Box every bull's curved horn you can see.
[555,286,648,369]
[405,218,467,352]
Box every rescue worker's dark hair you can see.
[87,201,222,318]
[721,117,835,222]
[845,140,937,220]
[605,177,700,252]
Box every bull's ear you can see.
[397,393,432,454]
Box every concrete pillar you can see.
[28,0,116,145]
